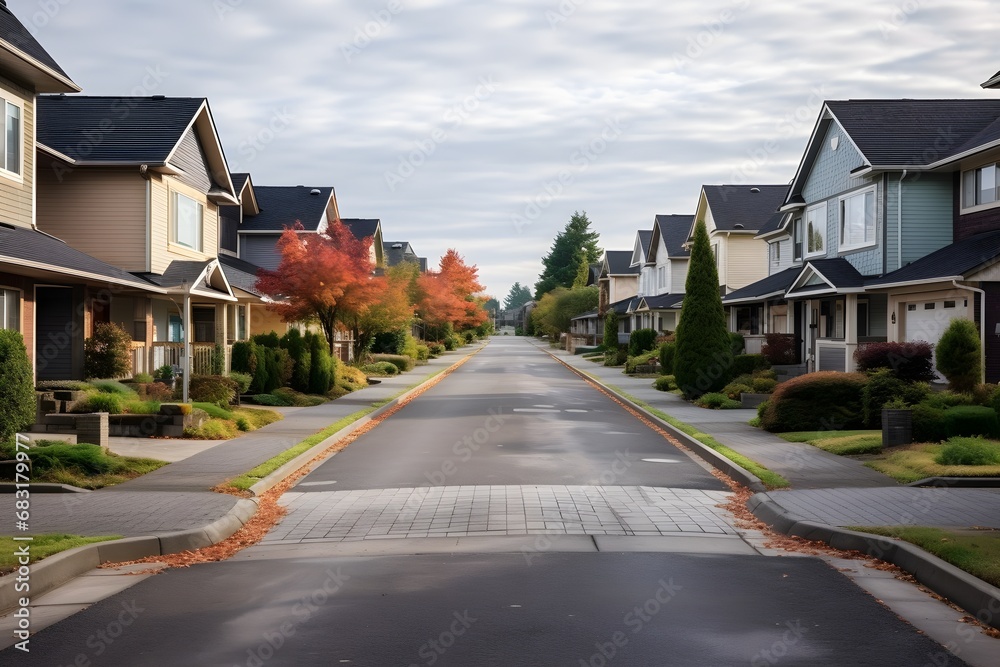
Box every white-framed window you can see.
[657,266,666,290]
[0,97,22,177]
[805,202,827,258]
[172,192,204,251]
[963,163,999,210]
[839,187,876,251]
[0,288,21,331]
[770,242,781,264]
[792,217,803,261]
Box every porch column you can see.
[182,290,191,404]
[845,294,857,372]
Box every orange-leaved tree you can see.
[417,249,487,337]
[256,220,374,355]
[342,264,416,358]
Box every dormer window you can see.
[963,163,999,210]
[0,98,21,177]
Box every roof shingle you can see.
[703,185,789,232]
[239,186,334,232]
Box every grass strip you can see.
[0,534,121,575]
[865,443,1000,484]
[851,526,1000,588]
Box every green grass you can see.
[778,430,881,443]
[606,385,790,490]
[865,442,1000,484]
[0,534,122,575]
[852,526,1000,588]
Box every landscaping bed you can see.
[853,526,1000,588]
[0,440,167,489]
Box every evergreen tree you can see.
[603,311,619,350]
[572,249,591,288]
[502,282,533,311]
[674,220,733,398]
[534,211,601,298]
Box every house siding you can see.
[0,78,34,229]
[172,128,213,194]
[954,163,1000,241]
[885,177,900,273]
[149,174,220,274]
[150,177,169,274]
[36,167,148,272]
[241,234,281,271]
[726,235,768,291]
[768,237,794,274]
[900,172,953,265]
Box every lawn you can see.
[185,404,284,439]
[0,534,121,576]
[0,441,168,490]
[853,526,1000,588]
[778,430,884,456]
[865,442,1000,484]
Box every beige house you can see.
[34,95,246,377]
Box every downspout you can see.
[182,280,192,404]
[952,280,986,384]
[140,164,152,272]
[897,170,907,270]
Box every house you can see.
[598,250,640,345]
[724,98,1000,378]
[632,214,693,334]
[238,185,341,270]
[0,3,174,381]
[342,218,385,269]
[383,240,427,272]
[983,70,1000,90]
[35,94,244,377]
[688,185,789,295]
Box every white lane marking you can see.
[514,408,561,413]
[642,458,682,464]
[565,409,588,413]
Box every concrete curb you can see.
[907,477,1000,488]
[0,498,258,615]
[249,343,488,497]
[0,343,488,616]
[747,492,1000,630]
[0,483,90,494]
[537,345,767,493]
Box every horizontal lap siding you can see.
[0,86,33,228]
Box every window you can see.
[839,188,876,250]
[0,288,19,331]
[944,301,956,309]
[771,242,781,263]
[805,203,826,257]
[172,192,203,251]
[193,307,215,343]
[793,217,803,261]
[963,163,999,209]
[735,306,762,335]
[0,98,21,176]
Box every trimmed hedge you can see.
[629,329,658,356]
[853,341,935,382]
[759,372,867,432]
[653,375,677,392]
[372,354,414,373]
[732,354,770,377]
[363,362,399,376]
[658,342,675,375]
[941,405,1000,439]
[860,369,930,428]
[936,319,982,392]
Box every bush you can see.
[36,380,92,392]
[84,322,133,379]
[696,392,742,409]
[654,375,677,392]
[428,343,445,357]
[251,393,290,407]
[761,333,798,365]
[604,347,628,366]
[211,343,226,376]
[604,312,619,350]
[415,344,430,361]
[941,405,1000,439]
[923,391,975,409]
[936,319,981,392]
[853,341,935,382]
[122,399,161,415]
[280,329,312,393]
[136,381,174,402]
[73,392,124,414]
[228,372,253,395]
[729,332,745,355]
[759,372,867,432]
[133,373,154,384]
[720,380,753,400]
[252,332,281,349]
[372,354,414,373]
[658,342,675,375]
[752,377,778,394]
[464,331,475,344]
[373,329,407,355]
[307,333,335,395]
[935,437,1000,466]
[861,369,930,428]
[0,331,35,441]
[230,341,257,376]
[154,365,174,382]
[625,350,658,374]
[26,443,116,475]
[91,380,136,396]
[272,387,326,407]
[629,329,658,356]
[188,375,239,407]
[732,354,770,377]
[363,362,399,376]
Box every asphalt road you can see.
[2,338,970,666]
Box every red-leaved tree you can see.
[417,249,487,336]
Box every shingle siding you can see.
[172,128,213,194]
[801,124,868,203]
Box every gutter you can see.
[951,280,987,384]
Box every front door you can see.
[35,286,76,380]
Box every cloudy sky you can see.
[22,0,999,302]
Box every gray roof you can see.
[638,230,653,259]
[239,186,334,232]
[218,254,264,296]
[136,260,214,290]
[37,96,207,164]
[722,267,801,304]
[755,212,789,238]
[343,218,380,241]
[383,241,419,267]
[984,70,1000,89]
[703,185,789,232]
[0,224,161,291]
[230,172,251,192]
[826,99,1000,166]
[571,309,599,321]
[786,258,866,297]
[0,3,72,80]
[654,215,693,257]
[866,230,1000,287]
[604,250,639,275]
[610,297,640,315]
[639,293,685,310]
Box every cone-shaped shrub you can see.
[936,318,981,392]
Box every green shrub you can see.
[307,332,335,395]
[603,312,619,350]
[373,329,407,355]
[251,393,289,407]
[235,416,252,432]
[756,400,770,421]
[941,405,1000,439]
[604,347,628,367]
[654,375,677,392]
[415,344,430,361]
[154,365,174,382]
[192,402,234,420]
[280,329,311,393]
[923,392,975,409]
[363,362,399,376]
[729,332,745,355]
[629,329,658,356]
[230,342,257,375]
[185,419,238,440]
[464,331,475,344]
[936,319,982,392]
[272,387,326,407]
[372,354,414,373]
[73,392,124,414]
[133,373,154,384]
[122,400,160,415]
[935,437,1000,466]
[189,375,239,407]
[228,372,253,395]
[428,343,445,357]
[625,350,658,374]
[696,392,742,409]
[759,372,867,432]
[732,354,770,377]
[658,342,675,375]
[252,331,281,349]
[751,377,778,394]
[84,322,133,380]
[755,369,778,381]
[861,369,930,428]
[0,330,35,441]
[403,333,422,360]
[337,365,368,393]
[211,343,226,376]
[720,380,752,400]
[27,443,116,475]
[91,380,136,396]
[36,380,92,392]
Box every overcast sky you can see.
[22,0,999,302]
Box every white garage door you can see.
[903,299,967,346]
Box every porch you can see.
[129,341,232,377]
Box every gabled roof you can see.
[636,293,685,311]
[984,70,1000,90]
[609,297,640,315]
[603,250,639,276]
[0,224,163,292]
[786,258,866,298]
[722,267,801,305]
[650,214,693,261]
[218,254,264,297]
[570,309,599,322]
[37,96,236,200]
[632,229,653,266]
[230,172,260,216]
[697,185,789,237]
[135,259,236,301]
[343,218,380,241]
[384,241,419,267]
[238,186,335,233]
[865,230,1000,288]
[755,212,791,239]
[0,3,78,93]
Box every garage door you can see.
[903,299,967,346]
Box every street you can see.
[2,338,970,665]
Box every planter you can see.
[740,393,771,409]
[882,408,913,447]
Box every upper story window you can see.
[770,241,781,264]
[805,202,827,258]
[172,192,204,252]
[0,98,22,177]
[839,187,876,251]
[793,217,802,261]
[963,163,998,210]
[0,288,20,331]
